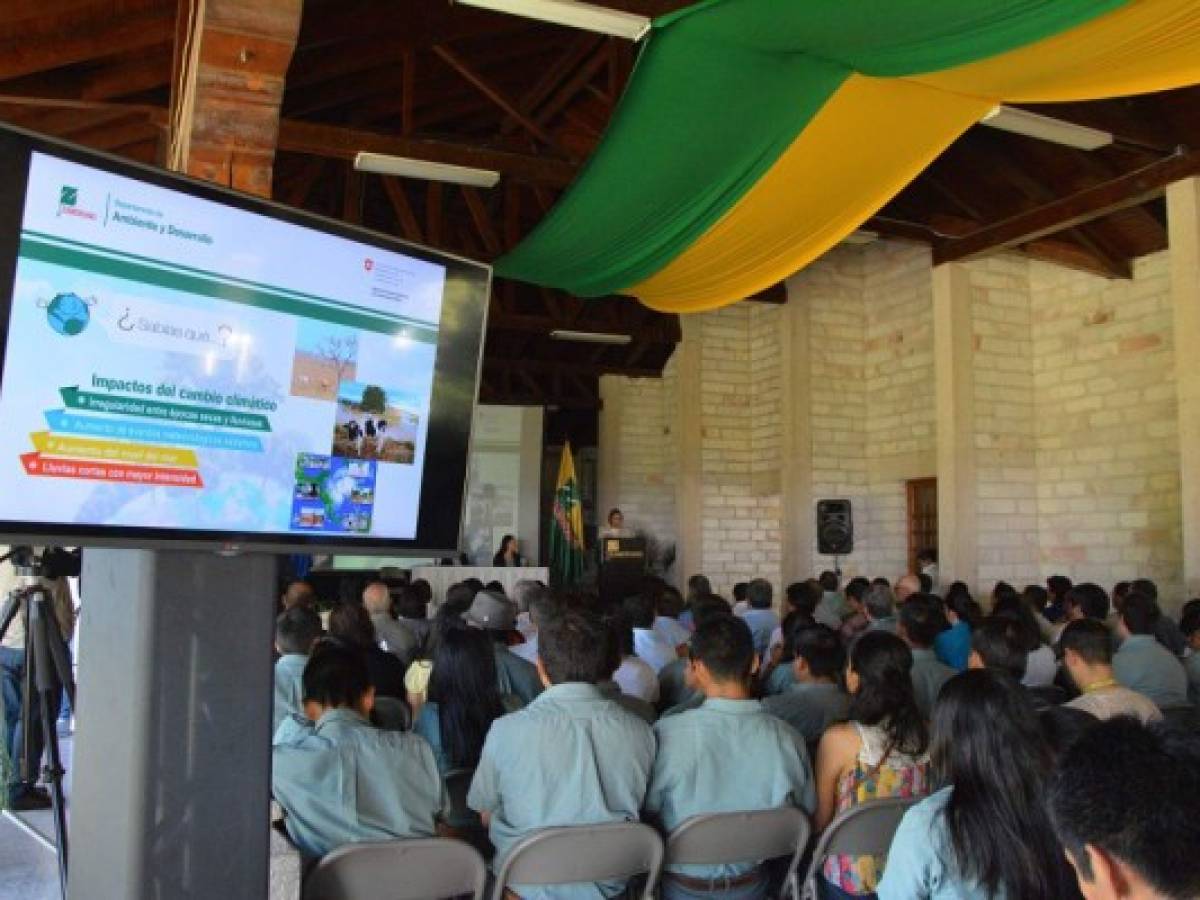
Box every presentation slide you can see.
[0,151,450,541]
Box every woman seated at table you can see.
[492,535,524,567]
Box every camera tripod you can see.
[0,550,76,899]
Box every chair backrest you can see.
[667,807,811,900]
[802,797,918,900]
[372,696,411,732]
[667,806,811,867]
[491,822,664,900]
[303,838,487,900]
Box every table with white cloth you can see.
[410,566,549,606]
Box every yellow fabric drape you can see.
[631,76,991,312]
[629,0,1200,312]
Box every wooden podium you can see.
[598,536,647,605]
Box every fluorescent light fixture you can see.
[981,105,1113,151]
[354,152,500,188]
[550,329,633,345]
[454,0,652,41]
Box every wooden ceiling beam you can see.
[0,9,177,82]
[381,176,424,243]
[81,48,175,101]
[461,186,502,257]
[935,148,1200,266]
[276,118,578,186]
[278,155,326,208]
[432,44,562,152]
[500,33,601,137]
[485,357,662,379]
[532,41,612,132]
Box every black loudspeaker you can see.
[817,499,853,555]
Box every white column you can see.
[674,316,703,588]
[1168,177,1200,597]
[932,262,978,587]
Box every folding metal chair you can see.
[491,822,664,900]
[665,806,812,899]
[802,797,919,900]
[303,838,487,900]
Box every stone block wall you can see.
[599,241,1187,607]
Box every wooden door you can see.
[906,478,937,574]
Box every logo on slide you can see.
[56,185,97,221]
[363,258,374,272]
[41,293,95,337]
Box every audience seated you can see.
[273,606,323,733]
[877,669,1082,900]
[737,578,780,657]
[992,588,1057,687]
[894,574,920,605]
[933,585,978,672]
[512,579,542,641]
[625,591,677,673]
[732,581,750,614]
[1060,619,1161,724]
[468,608,655,900]
[839,577,872,646]
[1112,592,1190,711]
[968,617,1028,681]
[1181,603,1200,706]
[813,631,930,898]
[1129,578,1188,657]
[609,610,660,704]
[280,578,317,612]
[658,594,731,713]
[898,594,955,719]
[362,581,418,668]
[1050,717,1200,900]
[654,585,692,649]
[862,583,898,633]
[815,571,846,631]
[762,624,849,751]
[595,613,657,725]
[646,615,815,899]
[769,579,820,656]
[511,586,554,666]
[405,583,481,713]
[1045,574,1073,624]
[413,621,509,777]
[463,590,543,706]
[681,574,713,629]
[328,603,406,700]
[271,642,444,858]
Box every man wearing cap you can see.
[464,590,543,706]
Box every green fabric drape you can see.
[496,0,1130,298]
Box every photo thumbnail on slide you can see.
[0,150,449,541]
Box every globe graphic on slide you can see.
[45,293,91,336]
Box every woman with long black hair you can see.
[412,621,508,776]
[877,668,1082,900]
[813,631,931,899]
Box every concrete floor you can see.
[0,735,71,899]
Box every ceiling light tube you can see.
[981,106,1113,151]
[354,152,501,188]
[550,329,633,345]
[454,0,652,41]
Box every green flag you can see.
[549,442,586,587]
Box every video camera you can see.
[2,546,81,580]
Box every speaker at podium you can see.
[598,536,646,605]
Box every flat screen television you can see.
[0,125,490,554]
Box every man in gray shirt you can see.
[469,608,654,900]
[898,593,955,719]
[363,581,418,667]
[1113,592,1190,711]
[763,624,849,751]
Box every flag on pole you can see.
[549,441,586,588]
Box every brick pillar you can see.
[674,316,703,589]
[1168,177,1200,596]
[932,262,979,587]
[597,375,624,528]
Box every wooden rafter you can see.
[0,9,176,82]
[935,148,1200,265]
